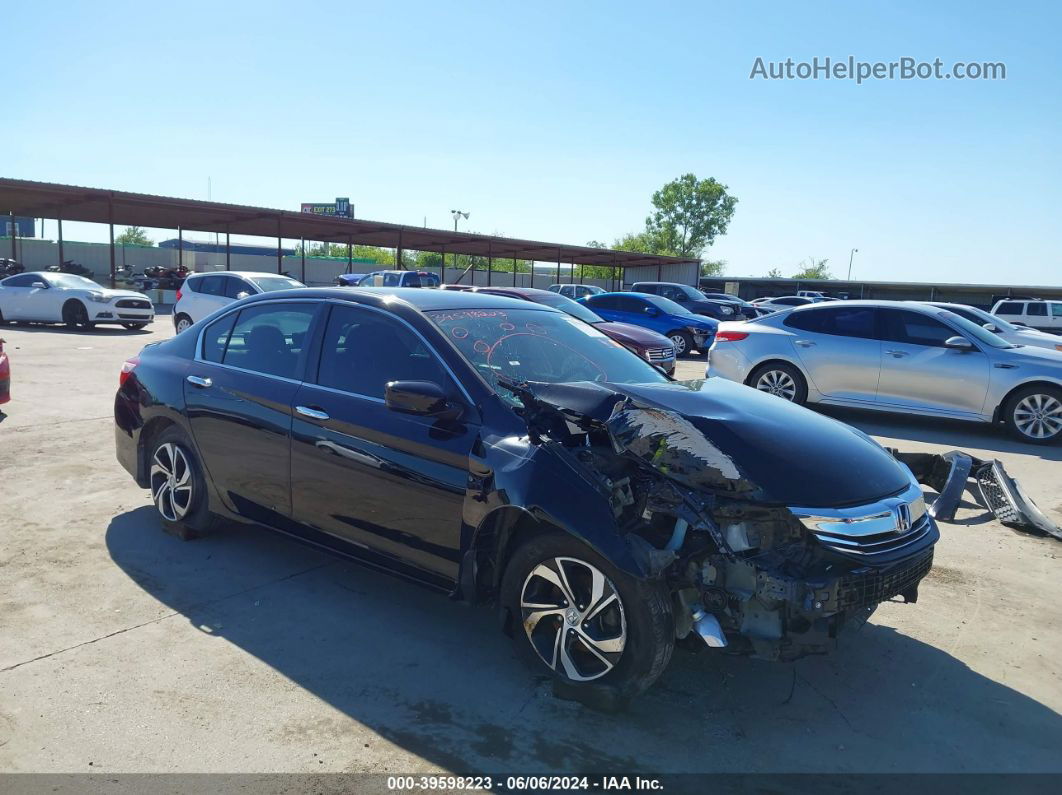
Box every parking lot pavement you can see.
[0,328,1059,774]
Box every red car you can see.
[0,338,9,405]
[470,286,677,375]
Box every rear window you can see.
[995,301,1024,314]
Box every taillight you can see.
[119,356,140,387]
[175,288,183,302]
[715,330,749,342]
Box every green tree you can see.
[115,226,152,246]
[645,174,738,258]
[766,267,783,278]
[700,258,726,277]
[791,257,831,279]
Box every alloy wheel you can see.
[669,334,688,356]
[175,317,192,333]
[520,556,627,682]
[1013,393,1062,440]
[150,442,194,522]
[755,369,798,400]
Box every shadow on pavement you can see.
[1,323,153,336]
[815,405,1062,463]
[106,506,1062,774]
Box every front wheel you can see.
[748,361,808,404]
[501,533,674,705]
[668,331,694,358]
[62,301,93,329]
[1003,385,1062,444]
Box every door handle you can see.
[994,362,1018,369]
[295,405,330,421]
[885,350,908,358]
[794,339,816,347]
[186,375,212,388]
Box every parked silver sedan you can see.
[707,300,1062,444]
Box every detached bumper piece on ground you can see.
[892,450,1062,541]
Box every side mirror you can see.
[643,306,659,317]
[944,336,974,350]
[31,281,48,289]
[236,291,251,299]
[982,323,999,333]
[385,380,460,419]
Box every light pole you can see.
[451,209,469,231]
[847,248,859,280]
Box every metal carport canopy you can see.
[0,178,696,269]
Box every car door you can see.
[1048,302,1062,331]
[189,274,233,321]
[0,274,43,319]
[288,302,478,583]
[784,306,883,403]
[1024,302,1049,330]
[877,308,990,415]
[183,301,320,523]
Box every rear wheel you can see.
[148,427,217,539]
[174,314,193,334]
[1003,385,1062,444]
[668,330,694,358]
[501,533,674,705]
[748,361,808,404]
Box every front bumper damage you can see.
[891,450,1062,541]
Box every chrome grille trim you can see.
[646,347,675,360]
[790,479,932,558]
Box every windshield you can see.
[638,293,696,317]
[47,274,101,289]
[937,304,1019,332]
[533,292,604,324]
[426,307,668,398]
[248,275,304,292]
[939,311,1015,349]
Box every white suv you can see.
[173,271,305,332]
[991,299,1062,333]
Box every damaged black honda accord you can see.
[115,288,937,706]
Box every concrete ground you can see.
[0,324,1059,775]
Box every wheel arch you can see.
[137,416,180,486]
[744,356,806,385]
[993,378,1062,423]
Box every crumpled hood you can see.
[527,377,911,508]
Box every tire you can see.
[747,361,808,404]
[62,300,93,330]
[500,533,674,704]
[148,427,218,540]
[122,322,148,330]
[174,314,193,334]
[1002,384,1062,445]
[667,330,694,358]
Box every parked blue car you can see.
[581,292,718,357]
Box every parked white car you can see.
[750,295,816,313]
[548,284,605,300]
[990,298,1062,333]
[173,271,304,332]
[0,271,154,329]
[922,302,1062,352]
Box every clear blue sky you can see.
[6,1,1060,284]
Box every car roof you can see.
[241,285,558,313]
[786,300,948,315]
[188,271,296,279]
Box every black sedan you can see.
[115,288,937,705]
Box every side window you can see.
[587,295,617,310]
[1027,303,1047,317]
[661,286,684,301]
[201,312,238,362]
[785,307,877,338]
[316,305,450,399]
[182,277,200,293]
[199,275,226,296]
[883,310,958,348]
[224,277,252,299]
[383,273,401,287]
[1051,303,1062,318]
[614,296,646,313]
[2,274,38,287]
[222,303,316,378]
[996,302,1024,314]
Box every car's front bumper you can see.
[91,305,155,324]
